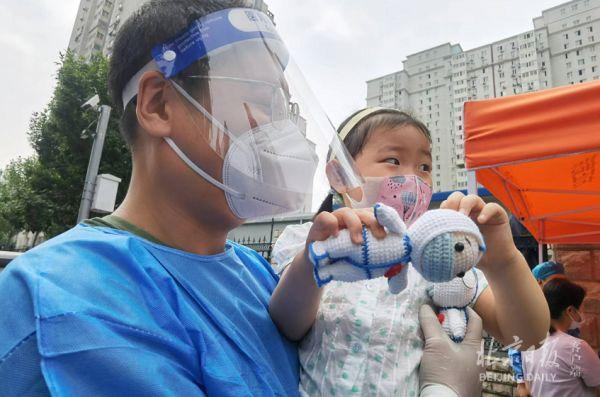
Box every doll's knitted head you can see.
[428,269,479,308]
[408,209,485,282]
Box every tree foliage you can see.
[0,52,131,243]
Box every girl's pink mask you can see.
[348,175,433,226]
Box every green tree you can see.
[0,51,131,241]
[0,157,44,249]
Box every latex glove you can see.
[419,305,485,397]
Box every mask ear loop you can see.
[170,80,237,141]
[166,80,246,199]
[163,138,244,199]
[569,306,584,323]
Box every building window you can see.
[579,69,584,76]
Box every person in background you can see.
[522,278,600,397]
[511,261,570,397]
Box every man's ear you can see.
[136,71,174,139]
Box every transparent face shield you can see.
[122,8,363,220]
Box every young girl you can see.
[269,108,549,396]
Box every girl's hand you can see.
[307,207,387,246]
[441,192,521,271]
[272,207,387,341]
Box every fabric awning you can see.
[464,81,600,244]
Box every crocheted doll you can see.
[427,269,479,342]
[308,203,486,294]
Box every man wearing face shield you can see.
[0,1,489,396]
[0,1,360,395]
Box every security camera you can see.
[81,94,100,110]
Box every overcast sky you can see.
[0,0,563,169]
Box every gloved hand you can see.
[419,305,485,397]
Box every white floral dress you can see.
[273,223,488,397]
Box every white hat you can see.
[408,209,485,273]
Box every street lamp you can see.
[77,95,112,223]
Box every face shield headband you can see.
[122,8,288,109]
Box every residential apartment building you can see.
[68,0,274,60]
[367,0,600,192]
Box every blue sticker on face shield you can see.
[152,8,288,79]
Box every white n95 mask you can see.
[166,81,319,220]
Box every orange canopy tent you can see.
[464,81,600,245]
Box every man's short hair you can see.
[108,0,256,146]
[543,278,586,320]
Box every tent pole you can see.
[531,205,600,221]
[467,170,478,196]
[538,243,544,263]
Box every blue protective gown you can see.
[0,223,299,396]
